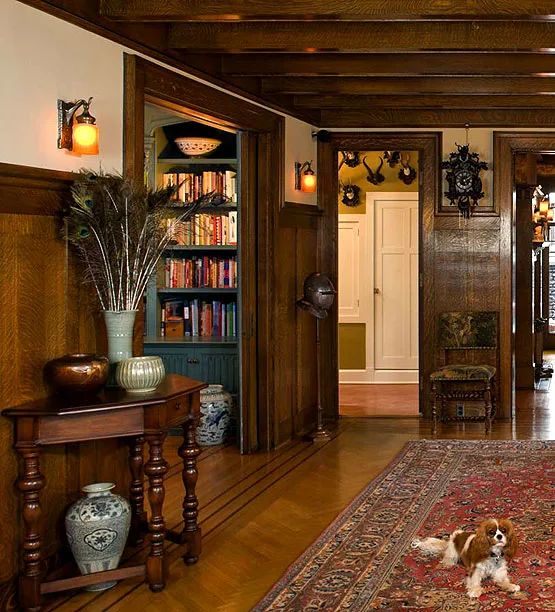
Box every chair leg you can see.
[484,384,492,434]
[491,379,497,420]
[431,382,438,435]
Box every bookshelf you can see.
[143,120,241,396]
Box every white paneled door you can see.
[374,194,419,371]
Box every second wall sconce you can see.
[57,97,99,155]
[294,160,316,193]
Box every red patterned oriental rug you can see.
[254,440,555,611]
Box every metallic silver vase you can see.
[65,483,131,591]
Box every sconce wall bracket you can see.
[295,161,313,190]
[57,98,89,150]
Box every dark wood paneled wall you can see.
[0,163,128,605]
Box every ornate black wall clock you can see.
[441,143,488,218]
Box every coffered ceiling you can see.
[22,1,555,127]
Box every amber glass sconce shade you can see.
[57,97,99,155]
[294,161,317,193]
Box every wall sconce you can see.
[57,97,99,155]
[295,161,316,193]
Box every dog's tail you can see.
[411,536,449,556]
[411,530,464,564]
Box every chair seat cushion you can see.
[430,364,496,381]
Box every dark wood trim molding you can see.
[318,132,440,419]
[493,131,555,418]
[123,54,285,451]
[0,163,74,216]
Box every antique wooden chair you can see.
[430,311,497,434]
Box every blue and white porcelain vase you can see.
[197,384,232,446]
[65,483,131,591]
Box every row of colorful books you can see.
[163,256,237,288]
[161,299,237,338]
[162,170,237,204]
[162,212,237,246]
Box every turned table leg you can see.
[179,416,202,565]
[128,436,146,545]
[16,446,45,612]
[144,432,168,592]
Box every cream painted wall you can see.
[0,1,124,172]
[284,117,318,205]
[0,0,317,200]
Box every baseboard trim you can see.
[339,369,419,384]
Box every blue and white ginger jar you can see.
[197,384,232,446]
[65,482,131,591]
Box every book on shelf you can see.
[229,211,237,245]
[163,212,237,246]
[164,255,237,288]
[162,169,237,204]
[160,298,237,338]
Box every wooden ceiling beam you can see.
[221,53,555,77]
[168,21,555,52]
[101,0,555,21]
[292,94,555,109]
[262,76,555,95]
[320,108,555,128]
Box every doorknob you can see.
[374,288,381,294]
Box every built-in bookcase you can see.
[144,118,241,399]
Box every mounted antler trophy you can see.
[398,153,417,185]
[338,150,361,172]
[384,151,401,168]
[340,181,361,207]
[363,156,385,185]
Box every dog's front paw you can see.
[467,588,482,599]
[506,583,520,593]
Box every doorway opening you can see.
[142,102,243,450]
[336,148,420,417]
[514,152,555,403]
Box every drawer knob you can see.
[186,358,199,364]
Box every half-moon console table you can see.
[2,373,207,612]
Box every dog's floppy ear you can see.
[468,521,492,564]
[501,519,518,560]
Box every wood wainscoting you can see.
[0,162,128,606]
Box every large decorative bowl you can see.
[44,353,109,396]
[115,356,165,393]
[174,137,221,157]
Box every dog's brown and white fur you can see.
[412,519,519,599]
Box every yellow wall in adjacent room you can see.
[338,150,419,215]
[339,324,366,370]
[338,150,419,370]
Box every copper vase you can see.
[44,353,109,396]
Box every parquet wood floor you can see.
[339,383,419,417]
[46,388,554,611]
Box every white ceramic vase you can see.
[115,355,165,393]
[103,310,137,363]
[65,483,131,591]
[197,384,233,446]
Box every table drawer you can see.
[37,408,144,444]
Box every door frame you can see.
[318,132,441,418]
[494,131,555,417]
[123,54,284,451]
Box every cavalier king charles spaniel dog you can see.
[412,519,519,599]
